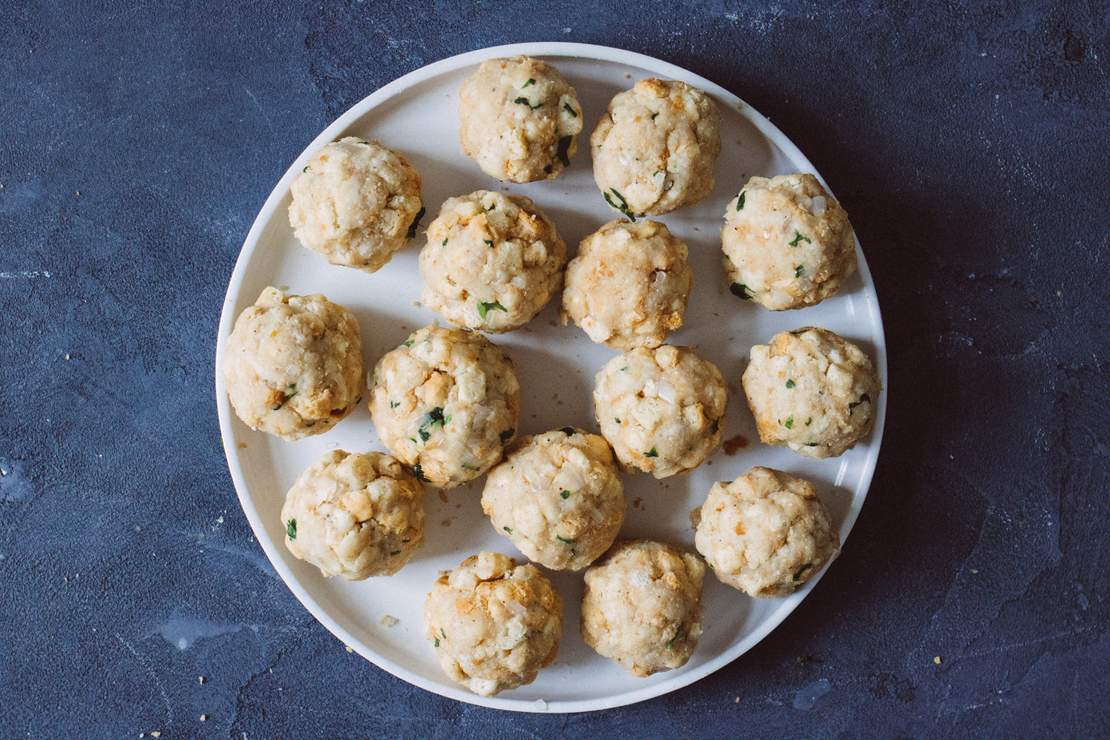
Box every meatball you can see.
[288,137,423,272]
[419,191,567,332]
[424,552,562,696]
[594,345,727,478]
[591,78,720,217]
[482,428,624,571]
[694,467,839,597]
[458,56,583,183]
[280,450,424,579]
[742,327,880,458]
[223,287,363,440]
[368,325,520,488]
[580,540,705,677]
[722,173,857,310]
[562,220,692,349]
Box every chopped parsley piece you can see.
[783,416,795,429]
[522,78,535,87]
[412,463,426,482]
[644,448,659,458]
[286,519,297,540]
[614,417,621,424]
[785,379,796,389]
[402,338,414,347]
[666,629,683,650]
[483,239,494,247]
[560,490,571,499]
[503,526,513,534]
[434,637,440,647]
[603,188,637,221]
[795,264,805,278]
[389,550,401,556]
[418,407,446,441]
[650,112,659,120]
[406,206,426,239]
[555,135,572,166]
[561,427,576,436]
[477,300,506,320]
[390,400,400,409]
[793,563,812,582]
[556,535,575,545]
[418,428,430,442]
[500,428,515,443]
[302,165,310,173]
[729,282,753,300]
[849,394,871,411]
[736,191,746,211]
[805,417,813,426]
[562,102,577,117]
[441,237,448,246]
[788,230,812,247]
[513,96,542,110]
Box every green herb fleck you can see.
[503,526,513,534]
[560,490,571,500]
[441,237,448,246]
[500,428,515,443]
[783,416,795,429]
[286,519,297,540]
[390,400,400,409]
[513,96,542,110]
[736,191,746,211]
[614,417,621,424]
[434,637,440,647]
[483,239,494,247]
[650,112,659,120]
[666,629,684,650]
[418,407,446,441]
[302,165,310,173]
[644,447,659,458]
[441,629,447,639]
[603,188,637,222]
[795,264,805,278]
[478,300,506,320]
[788,230,812,247]
[793,563,812,582]
[556,535,575,545]
[402,338,414,347]
[406,206,426,239]
[522,78,535,87]
[390,550,401,556]
[849,394,871,411]
[561,427,576,436]
[555,135,572,167]
[805,417,813,426]
[412,463,426,482]
[562,102,577,117]
[785,379,796,389]
[729,282,753,300]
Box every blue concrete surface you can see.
[1,1,1107,736]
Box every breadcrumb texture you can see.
[459,56,583,182]
[722,173,857,310]
[695,466,839,596]
[424,552,562,696]
[420,190,566,332]
[368,325,520,488]
[594,345,727,478]
[288,137,422,272]
[223,287,363,440]
[580,540,705,677]
[281,450,424,580]
[562,219,692,349]
[591,78,720,216]
[482,428,624,571]
[742,327,880,458]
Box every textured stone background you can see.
[1,1,1107,737]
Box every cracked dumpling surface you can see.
[288,137,423,272]
[722,173,857,310]
[482,427,624,571]
[742,327,880,458]
[594,345,727,478]
[562,219,692,349]
[368,325,520,488]
[591,78,720,217]
[280,449,424,580]
[419,191,567,332]
[424,552,563,696]
[694,466,838,597]
[459,56,583,182]
[223,287,363,440]
[580,540,705,677]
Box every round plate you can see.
[215,42,887,713]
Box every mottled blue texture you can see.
[1,1,1107,737]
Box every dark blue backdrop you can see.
[1,1,1107,737]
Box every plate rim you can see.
[214,41,888,714]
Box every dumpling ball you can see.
[594,345,727,478]
[420,191,567,332]
[288,137,423,272]
[281,450,424,580]
[459,56,583,182]
[223,287,363,440]
[482,427,624,571]
[424,552,562,696]
[694,467,839,597]
[591,78,720,217]
[562,220,692,349]
[368,325,520,488]
[742,327,880,458]
[722,173,857,310]
[581,540,706,677]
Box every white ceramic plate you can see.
[215,42,887,713]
